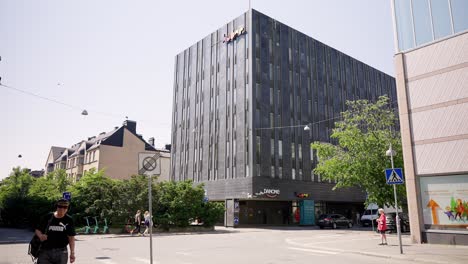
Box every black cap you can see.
[56,199,70,207]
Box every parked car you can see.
[318,214,353,229]
[386,212,410,233]
[360,209,378,227]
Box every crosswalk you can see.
[287,246,339,256]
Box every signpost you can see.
[139,152,160,264]
[385,143,404,254]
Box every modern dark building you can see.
[170,9,396,226]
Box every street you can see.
[2,227,468,264]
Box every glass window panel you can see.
[413,0,433,45]
[395,0,415,51]
[431,0,452,39]
[451,0,468,33]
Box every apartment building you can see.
[171,9,397,226]
[45,120,170,181]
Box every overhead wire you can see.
[0,82,171,127]
[256,98,400,131]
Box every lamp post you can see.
[386,143,403,254]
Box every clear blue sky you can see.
[0,0,395,180]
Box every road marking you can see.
[95,259,118,264]
[175,251,192,256]
[132,257,151,263]
[287,246,338,255]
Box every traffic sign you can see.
[62,192,71,201]
[138,152,161,176]
[385,168,404,184]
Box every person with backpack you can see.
[34,199,76,263]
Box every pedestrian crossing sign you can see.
[385,168,404,184]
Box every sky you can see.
[0,0,396,180]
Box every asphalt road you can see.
[0,227,437,264]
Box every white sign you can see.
[138,152,161,176]
[254,188,280,198]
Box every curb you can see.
[0,240,30,245]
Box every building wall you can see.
[250,10,396,182]
[171,11,250,183]
[99,129,154,179]
[83,149,99,174]
[395,31,468,244]
[157,152,171,182]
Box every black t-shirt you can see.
[36,213,76,249]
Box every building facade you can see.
[45,120,171,181]
[391,0,468,244]
[171,9,397,225]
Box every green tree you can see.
[0,167,34,205]
[111,174,154,224]
[28,169,70,200]
[68,169,118,225]
[0,167,36,226]
[311,96,405,207]
[155,181,205,229]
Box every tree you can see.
[311,96,405,207]
[0,167,36,226]
[67,169,118,225]
[111,174,153,224]
[28,169,70,200]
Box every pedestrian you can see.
[131,210,142,235]
[143,211,151,235]
[356,212,361,225]
[34,198,76,263]
[377,208,387,245]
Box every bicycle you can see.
[124,218,144,235]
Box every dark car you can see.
[385,212,410,233]
[317,214,353,229]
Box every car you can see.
[360,209,378,227]
[317,214,353,229]
[386,212,410,233]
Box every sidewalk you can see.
[340,232,468,264]
[213,226,468,264]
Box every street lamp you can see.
[386,143,403,254]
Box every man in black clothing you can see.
[35,199,76,264]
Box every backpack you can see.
[28,214,54,261]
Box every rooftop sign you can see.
[223,26,246,43]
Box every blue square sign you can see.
[63,192,71,201]
[385,168,404,185]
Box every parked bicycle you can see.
[123,217,143,235]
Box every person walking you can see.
[131,210,142,235]
[377,208,387,245]
[143,211,152,235]
[35,198,76,263]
